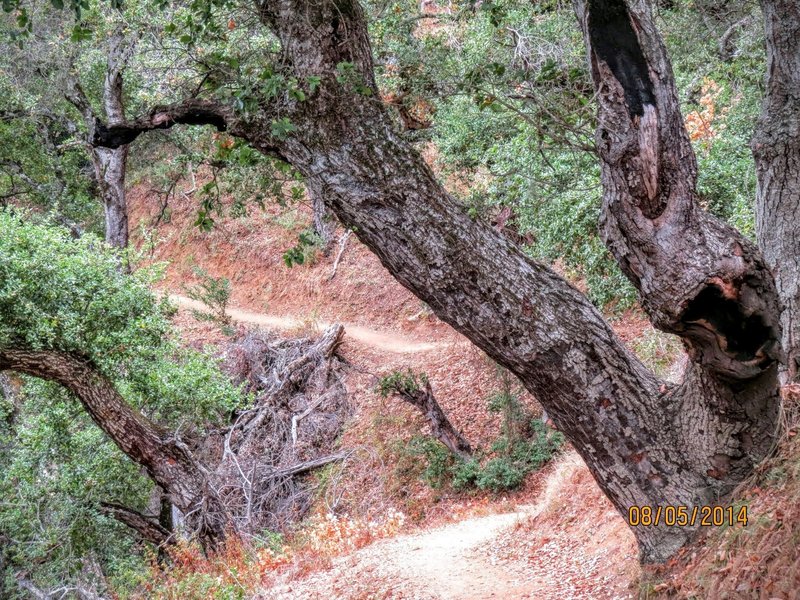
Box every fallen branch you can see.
[267,451,350,479]
[382,372,472,460]
[215,324,351,533]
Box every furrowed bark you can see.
[571,0,782,556]
[91,0,788,562]
[576,0,782,380]
[753,0,800,381]
[0,349,228,548]
[256,0,783,560]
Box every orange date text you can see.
[626,505,747,527]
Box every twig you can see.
[328,230,353,281]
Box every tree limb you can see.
[390,379,472,460]
[0,348,228,547]
[100,502,173,547]
[266,451,350,479]
[90,99,232,148]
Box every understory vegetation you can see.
[0,0,793,597]
[392,380,565,493]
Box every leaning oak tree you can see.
[81,0,798,561]
[0,215,353,560]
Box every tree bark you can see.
[90,0,792,562]
[99,502,173,548]
[753,0,800,381]
[389,379,472,460]
[66,28,136,251]
[0,349,228,549]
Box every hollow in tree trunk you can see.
[88,0,800,562]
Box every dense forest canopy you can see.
[1,0,798,597]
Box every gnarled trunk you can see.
[90,0,798,562]
[753,0,800,381]
[0,349,228,548]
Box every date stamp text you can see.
[627,505,747,527]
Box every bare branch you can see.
[387,378,472,460]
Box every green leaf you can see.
[70,25,92,42]
[270,118,297,141]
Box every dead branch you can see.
[212,323,352,533]
[266,451,350,479]
[329,230,352,281]
[390,378,472,460]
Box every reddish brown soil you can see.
[129,183,647,598]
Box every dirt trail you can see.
[169,294,445,354]
[266,507,542,600]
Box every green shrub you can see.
[0,211,245,596]
[452,457,482,490]
[410,419,564,493]
[184,266,233,334]
[475,457,527,491]
[407,435,455,489]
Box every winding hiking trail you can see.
[169,294,638,599]
[169,294,445,354]
[265,507,542,600]
[262,495,635,600]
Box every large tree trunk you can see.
[753,0,800,381]
[90,0,794,562]
[0,349,227,548]
[66,27,134,251]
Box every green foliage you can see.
[270,117,297,141]
[377,368,428,398]
[403,434,455,489]
[335,61,374,97]
[368,0,766,310]
[386,367,563,493]
[0,73,100,234]
[0,380,152,596]
[0,212,245,594]
[184,266,233,334]
[453,421,565,492]
[282,228,323,267]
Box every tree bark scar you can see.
[638,104,659,202]
[587,0,656,118]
